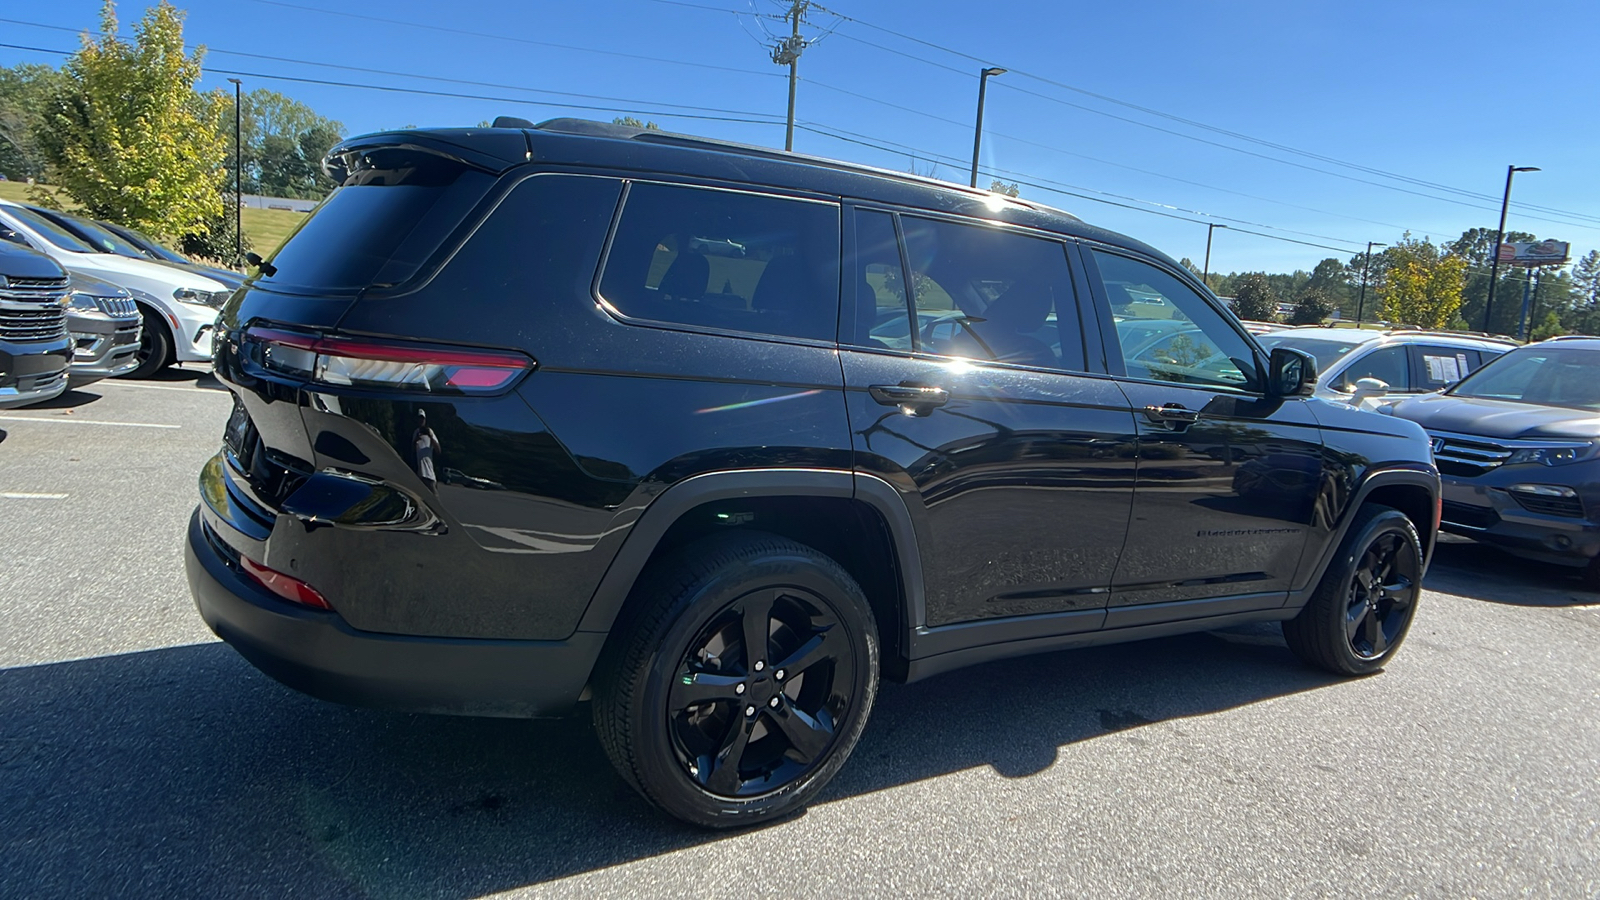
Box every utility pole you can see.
[1356,241,1386,324]
[227,78,243,267]
[1485,164,1540,333]
[969,67,1005,188]
[1202,222,1227,286]
[771,1,809,151]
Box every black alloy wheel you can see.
[594,532,878,828]
[1284,504,1423,676]
[669,586,853,798]
[1345,531,1418,659]
[125,307,173,379]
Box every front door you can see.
[1085,248,1323,621]
[841,208,1137,632]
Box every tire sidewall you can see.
[127,308,172,379]
[629,548,879,827]
[1327,508,1422,672]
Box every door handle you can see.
[1142,404,1200,427]
[870,383,949,414]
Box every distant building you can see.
[240,194,318,213]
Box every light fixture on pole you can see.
[1201,223,1227,285]
[227,77,242,266]
[969,67,1006,188]
[1356,241,1386,324]
[1484,165,1539,333]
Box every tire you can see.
[593,531,879,828]
[125,307,173,379]
[1283,504,1422,676]
[1582,557,1600,592]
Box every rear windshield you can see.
[256,154,495,295]
[1254,333,1366,373]
[3,205,97,254]
[38,211,146,259]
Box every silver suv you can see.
[1255,327,1515,407]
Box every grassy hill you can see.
[0,181,307,261]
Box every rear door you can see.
[841,207,1136,635]
[1085,247,1324,622]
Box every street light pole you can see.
[1484,164,1540,333]
[1356,240,1386,324]
[227,77,242,266]
[1201,222,1227,286]
[969,67,1005,188]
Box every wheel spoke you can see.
[740,592,775,672]
[671,667,745,709]
[703,714,754,795]
[772,626,836,679]
[773,697,834,764]
[1366,606,1387,655]
[1345,601,1367,642]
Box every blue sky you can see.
[5,0,1599,274]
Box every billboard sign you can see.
[1497,240,1570,266]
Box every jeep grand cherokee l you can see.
[186,118,1441,827]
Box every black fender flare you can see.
[1291,463,1438,605]
[574,468,928,637]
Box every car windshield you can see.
[1254,333,1366,374]
[1447,346,1600,410]
[108,223,189,264]
[2,205,98,253]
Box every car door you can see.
[1085,247,1324,624]
[841,207,1137,638]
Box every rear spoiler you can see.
[323,129,533,184]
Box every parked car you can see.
[0,199,231,377]
[1387,336,1600,586]
[1255,327,1514,408]
[186,117,1441,828]
[63,272,142,387]
[0,241,71,408]
[94,219,246,289]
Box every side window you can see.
[1342,345,1410,390]
[1091,249,1258,389]
[896,216,1086,372]
[598,182,840,342]
[850,210,912,350]
[1412,345,1478,390]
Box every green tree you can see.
[1566,250,1600,335]
[1288,286,1334,325]
[1377,237,1466,328]
[1449,226,1537,333]
[1306,257,1353,315]
[1531,310,1565,341]
[612,116,661,130]
[224,88,344,199]
[988,179,1020,198]
[32,1,229,241]
[1231,272,1279,322]
[0,64,65,181]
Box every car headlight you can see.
[173,287,229,308]
[67,291,101,310]
[1506,443,1600,466]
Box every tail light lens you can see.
[239,554,332,610]
[243,326,533,395]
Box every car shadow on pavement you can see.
[1424,535,1599,607]
[0,624,1335,898]
[136,364,226,390]
[17,389,102,411]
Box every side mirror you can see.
[1353,377,1389,393]
[245,251,276,277]
[1268,347,1317,397]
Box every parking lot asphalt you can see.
[2,371,1598,899]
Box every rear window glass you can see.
[257,159,495,294]
[598,182,840,342]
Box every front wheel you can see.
[593,532,879,828]
[1284,504,1422,676]
[124,307,173,379]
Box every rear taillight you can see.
[240,554,332,610]
[243,326,533,394]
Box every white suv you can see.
[1254,327,1516,408]
[0,200,232,377]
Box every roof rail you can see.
[1544,334,1600,341]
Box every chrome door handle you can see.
[869,383,949,414]
[1143,404,1200,427]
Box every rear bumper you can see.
[185,509,606,717]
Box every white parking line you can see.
[0,415,180,429]
[0,492,68,500]
[96,381,226,394]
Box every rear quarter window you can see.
[597,182,840,342]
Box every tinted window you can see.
[599,183,840,342]
[1341,344,1409,390]
[1,205,97,253]
[1450,346,1600,410]
[896,216,1085,371]
[1254,333,1366,374]
[32,210,145,258]
[849,210,912,350]
[258,155,496,294]
[1093,250,1258,389]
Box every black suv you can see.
[186,118,1440,827]
[0,241,72,408]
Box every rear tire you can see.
[125,307,173,379]
[1283,504,1422,676]
[593,531,879,829]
